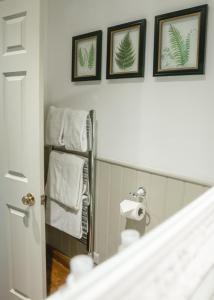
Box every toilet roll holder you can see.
[129,186,147,219]
[126,186,150,225]
[129,186,146,203]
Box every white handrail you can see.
[48,186,214,300]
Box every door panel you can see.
[4,71,27,181]
[0,1,45,299]
[8,205,30,299]
[3,11,27,55]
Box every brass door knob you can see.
[22,193,35,206]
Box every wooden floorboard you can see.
[46,245,70,295]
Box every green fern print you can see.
[169,25,190,66]
[78,48,87,67]
[115,32,135,70]
[162,25,192,67]
[88,44,95,69]
[78,43,95,69]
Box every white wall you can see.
[46,0,214,184]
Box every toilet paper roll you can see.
[120,199,146,221]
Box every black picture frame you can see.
[72,30,102,81]
[153,5,208,77]
[106,19,147,79]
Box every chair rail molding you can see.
[48,186,214,300]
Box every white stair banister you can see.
[48,187,214,300]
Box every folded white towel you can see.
[46,151,88,210]
[64,109,89,152]
[46,195,88,239]
[45,106,65,146]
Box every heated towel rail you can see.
[49,110,96,257]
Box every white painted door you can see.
[0,0,46,299]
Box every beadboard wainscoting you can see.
[46,159,209,264]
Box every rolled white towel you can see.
[45,106,65,146]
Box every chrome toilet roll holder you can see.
[128,186,151,225]
[129,186,146,203]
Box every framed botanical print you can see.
[72,30,102,81]
[106,19,146,79]
[153,5,208,76]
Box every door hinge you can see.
[41,195,46,205]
